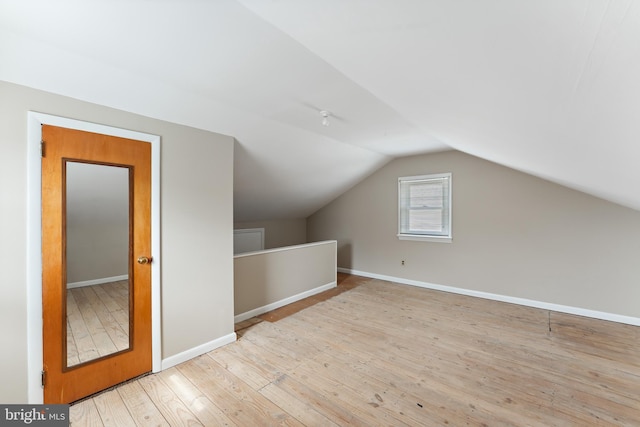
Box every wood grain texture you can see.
[70,274,640,426]
[117,381,168,426]
[67,281,130,367]
[138,374,203,427]
[42,125,152,403]
[92,389,137,427]
[156,367,238,426]
[69,399,103,427]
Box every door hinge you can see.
[41,370,46,388]
[40,140,45,158]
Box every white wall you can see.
[234,218,307,249]
[0,80,235,403]
[308,150,640,320]
[234,241,337,321]
[66,162,129,284]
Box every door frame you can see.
[26,112,162,403]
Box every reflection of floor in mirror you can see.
[66,280,130,367]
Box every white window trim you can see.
[397,172,452,243]
[397,234,452,243]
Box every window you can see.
[398,173,452,242]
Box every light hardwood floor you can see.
[67,280,130,366]
[70,274,640,426]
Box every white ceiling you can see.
[2,0,640,221]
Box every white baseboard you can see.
[67,275,129,289]
[234,281,337,323]
[161,332,237,371]
[338,267,640,327]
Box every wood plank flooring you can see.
[67,280,130,366]
[70,274,640,426]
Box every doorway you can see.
[26,113,161,404]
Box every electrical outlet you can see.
[401,260,405,266]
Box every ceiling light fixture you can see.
[319,110,331,127]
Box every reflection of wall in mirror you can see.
[66,162,129,288]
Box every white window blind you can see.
[398,173,451,242]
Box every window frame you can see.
[397,172,452,243]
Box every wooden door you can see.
[42,125,152,404]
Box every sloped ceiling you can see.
[2,1,640,221]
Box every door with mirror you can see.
[42,125,152,404]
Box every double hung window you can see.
[398,173,452,242]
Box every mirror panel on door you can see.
[65,161,131,368]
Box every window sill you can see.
[397,234,452,243]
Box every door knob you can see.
[137,256,151,265]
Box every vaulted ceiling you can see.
[2,1,640,221]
